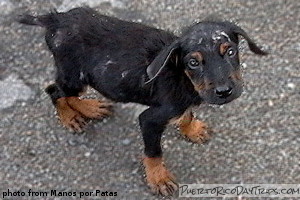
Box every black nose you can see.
[215,86,232,98]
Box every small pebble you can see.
[122,139,131,145]
[84,152,91,157]
[68,139,78,146]
[268,100,274,107]
[287,82,295,89]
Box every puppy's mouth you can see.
[199,87,243,105]
[207,96,236,105]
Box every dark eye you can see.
[188,58,200,69]
[227,48,236,57]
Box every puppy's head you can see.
[146,21,268,105]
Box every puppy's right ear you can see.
[145,40,180,84]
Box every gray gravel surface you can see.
[0,0,299,199]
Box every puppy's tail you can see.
[17,12,57,27]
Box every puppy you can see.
[18,7,267,196]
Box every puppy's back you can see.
[18,7,177,66]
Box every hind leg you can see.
[45,83,87,132]
[66,97,113,119]
[46,41,113,130]
[45,83,112,132]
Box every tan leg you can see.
[173,111,210,143]
[56,97,87,132]
[66,97,113,119]
[143,157,178,196]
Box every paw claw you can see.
[74,118,87,128]
[165,181,178,195]
[99,102,114,108]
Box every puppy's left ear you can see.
[145,40,180,84]
[225,22,268,55]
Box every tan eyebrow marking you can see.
[191,51,203,62]
[220,42,230,55]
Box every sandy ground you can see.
[0,0,299,199]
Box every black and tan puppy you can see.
[18,7,267,196]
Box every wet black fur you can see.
[19,7,267,158]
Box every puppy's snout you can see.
[215,85,232,98]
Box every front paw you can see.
[143,157,178,196]
[180,119,211,143]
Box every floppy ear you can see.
[225,22,268,55]
[145,40,180,84]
